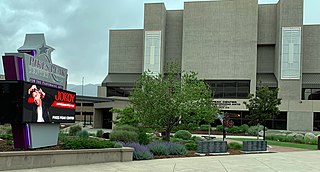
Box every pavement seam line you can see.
[218,160,229,172]
[255,158,278,172]
[172,163,176,172]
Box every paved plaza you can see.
[5,150,320,172]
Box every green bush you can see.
[266,134,318,145]
[227,126,241,133]
[76,130,89,138]
[62,138,118,149]
[138,132,151,145]
[0,134,12,140]
[199,124,210,131]
[0,125,12,135]
[216,125,224,132]
[148,142,169,156]
[185,142,197,151]
[174,130,192,140]
[167,143,187,155]
[170,137,184,143]
[191,136,205,143]
[113,124,139,132]
[227,142,242,149]
[110,130,139,143]
[96,130,104,138]
[173,123,198,132]
[246,125,265,136]
[239,124,249,133]
[69,125,82,136]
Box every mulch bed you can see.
[0,139,62,152]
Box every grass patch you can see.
[230,138,317,150]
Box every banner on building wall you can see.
[281,27,301,79]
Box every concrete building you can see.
[101,0,320,131]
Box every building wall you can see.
[258,4,277,44]
[144,3,166,73]
[302,25,320,73]
[257,45,275,73]
[165,10,183,71]
[275,0,303,100]
[182,0,258,94]
[287,111,313,131]
[108,30,143,74]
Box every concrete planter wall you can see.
[197,141,227,154]
[242,140,267,152]
[0,147,133,171]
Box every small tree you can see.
[243,86,281,140]
[129,66,218,140]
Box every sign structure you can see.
[2,34,68,89]
[1,34,74,149]
[213,100,241,109]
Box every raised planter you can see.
[242,140,267,152]
[0,147,133,171]
[196,140,227,154]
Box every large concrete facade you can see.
[102,0,320,131]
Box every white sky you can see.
[0,0,319,85]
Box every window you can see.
[107,86,133,97]
[205,80,250,99]
[302,88,320,100]
[314,113,320,131]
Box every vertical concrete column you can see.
[143,3,166,74]
[275,0,304,100]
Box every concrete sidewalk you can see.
[5,151,320,172]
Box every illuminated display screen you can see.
[0,81,76,124]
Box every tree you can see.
[129,67,218,140]
[243,86,281,140]
[111,106,139,127]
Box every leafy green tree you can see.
[129,67,218,140]
[111,106,139,127]
[243,86,281,140]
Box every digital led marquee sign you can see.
[0,81,76,124]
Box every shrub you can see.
[113,124,139,132]
[246,125,266,136]
[123,142,154,160]
[76,130,89,138]
[227,142,242,149]
[166,142,187,155]
[110,130,139,143]
[216,125,224,132]
[199,125,210,131]
[62,138,118,149]
[170,137,185,143]
[173,123,198,132]
[174,130,192,140]
[0,124,12,135]
[138,132,151,145]
[69,125,82,136]
[0,134,12,140]
[96,130,104,138]
[227,126,241,133]
[190,136,205,143]
[239,124,249,133]
[147,142,187,156]
[148,142,170,156]
[185,142,197,151]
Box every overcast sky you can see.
[0,0,319,85]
